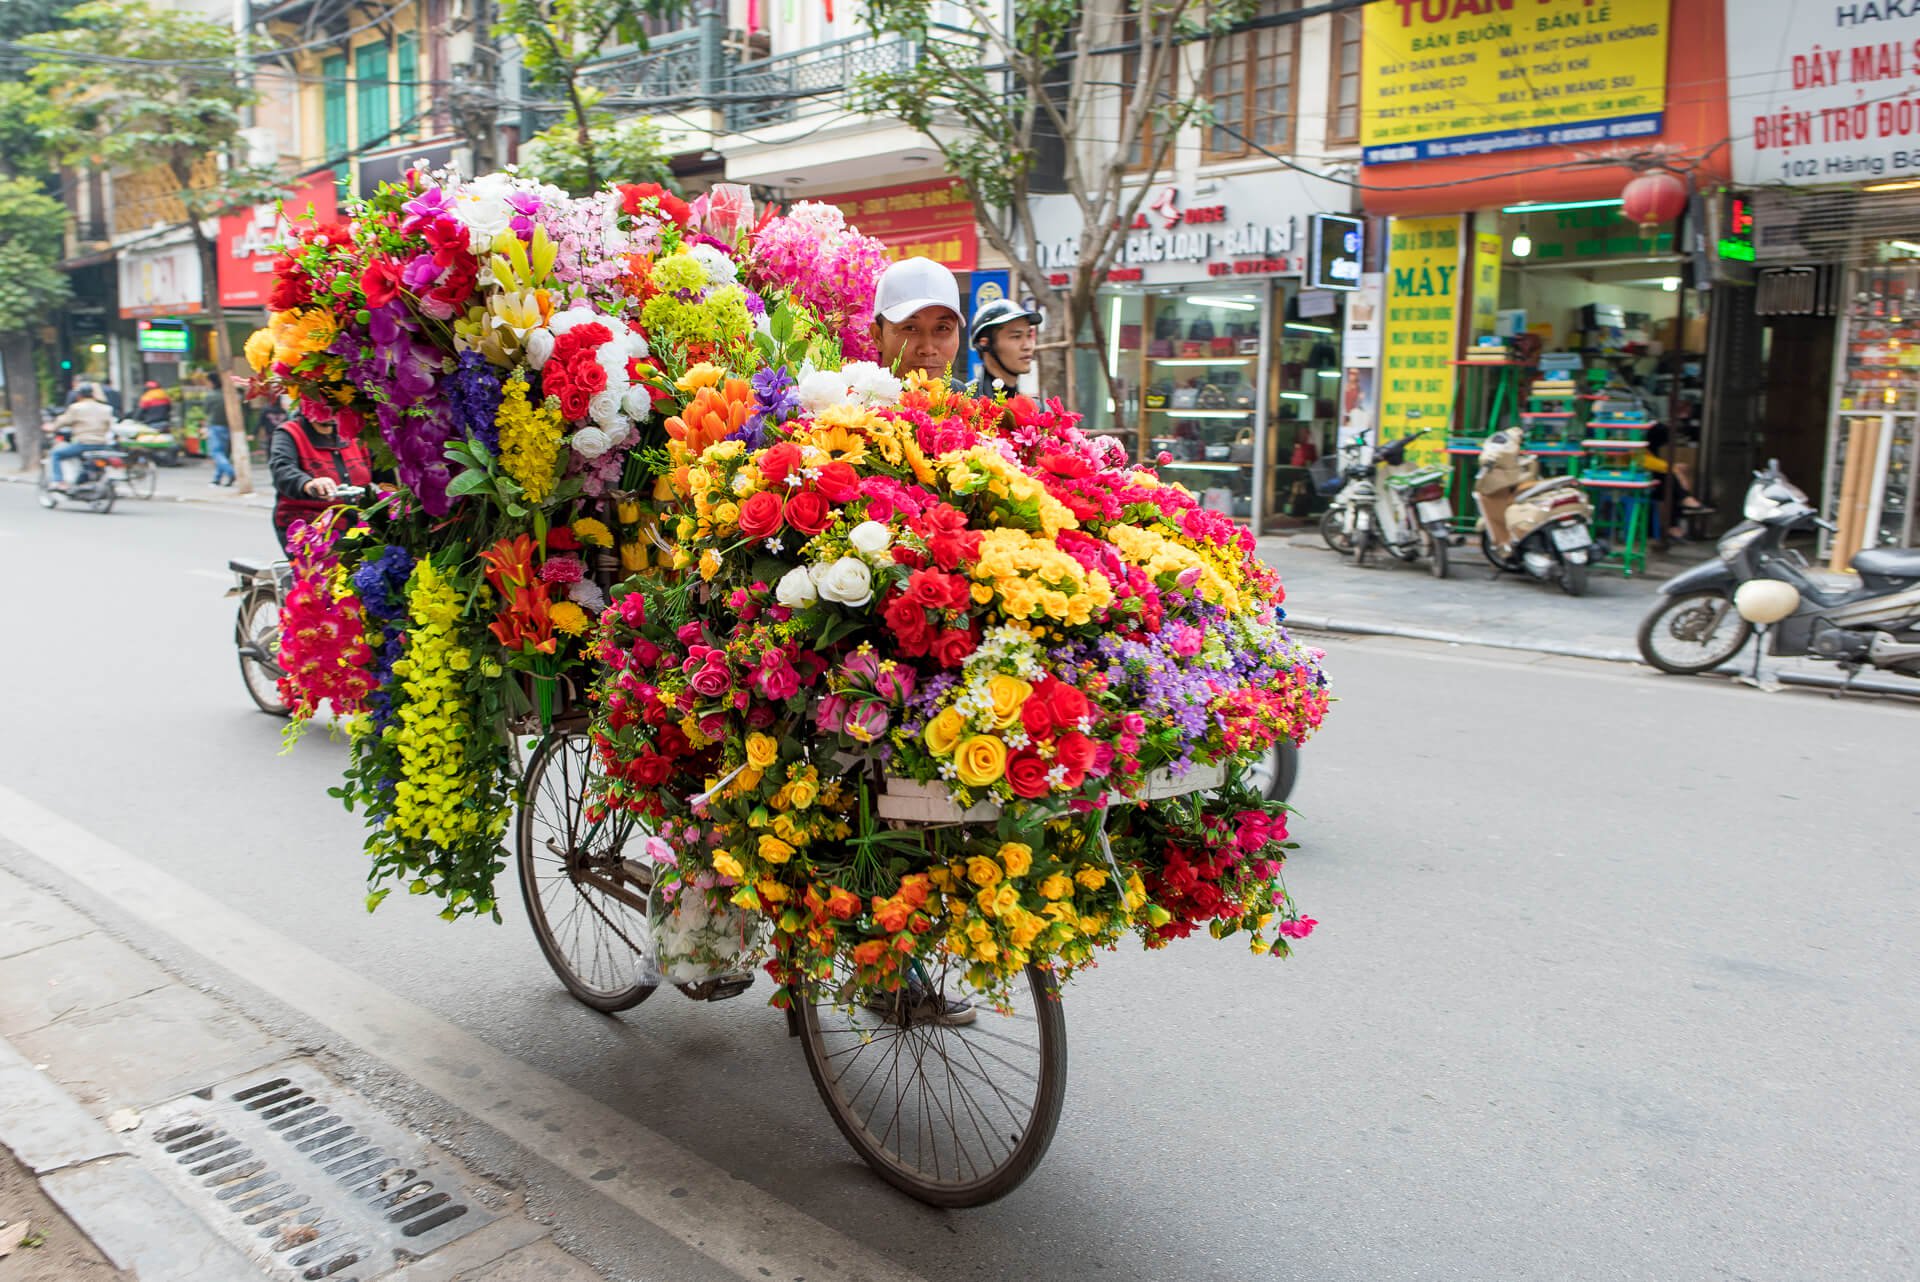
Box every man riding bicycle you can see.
[268,408,373,553]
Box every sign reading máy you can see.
[1725,3,1920,186]
[1362,0,1671,164]
[1028,171,1349,287]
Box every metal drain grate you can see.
[142,1062,495,1281]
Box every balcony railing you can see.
[724,29,979,135]
[582,29,709,106]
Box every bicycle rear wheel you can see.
[237,589,292,717]
[798,951,1066,1207]
[515,731,657,1013]
[126,455,158,499]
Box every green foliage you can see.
[519,92,677,196]
[22,1,282,221]
[0,178,70,332]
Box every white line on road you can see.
[0,784,926,1282]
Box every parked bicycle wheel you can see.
[798,950,1066,1208]
[236,589,291,717]
[516,731,657,1013]
[124,454,158,499]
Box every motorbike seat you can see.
[1515,476,1579,503]
[1851,547,1920,581]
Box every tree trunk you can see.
[566,73,599,191]
[1,331,42,473]
[194,222,255,493]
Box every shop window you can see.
[397,31,419,134]
[355,41,390,149]
[1204,0,1298,161]
[322,53,348,159]
[1326,10,1361,146]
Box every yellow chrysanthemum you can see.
[550,600,591,635]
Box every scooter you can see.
[1319,424,1452,578]
[1636,461,1920,686]
[37,428,129,515]
[1473,428,1605,597]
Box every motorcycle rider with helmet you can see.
[967,298,1043,401]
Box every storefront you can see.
[1725,1,1920,567]
[1359,0,1731,540]
[118,234,208,392]
[1028,170,1356,533]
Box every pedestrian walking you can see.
[203,373,236,488]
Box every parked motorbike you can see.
[1319,424,1452,578]
[1637,462,1920,684]
[37,428,129,515]
[1473,428,1604,597]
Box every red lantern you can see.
[1621,171,1688,231]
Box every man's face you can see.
[985,318,1037,376]
[872,306,961,378]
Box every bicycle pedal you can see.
[674,973,756,1002]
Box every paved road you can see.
[1,482,1916,1281]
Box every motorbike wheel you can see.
[1351,515,1372,567]
[1427,529,1450,579]
[1479,529,1508,572]
[37,471,57,509]
[88,488,114,515]
[237,589,293,717]
[1636,590,1754,675]
[1319,507,1352,555]
[125,455,158,500]
[1560,559,1589,597]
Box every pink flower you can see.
[688,654,732,698]
[1277,917,1318,940]
[538,556,585,584]
[874,662,916,705]
[676,622,705,646]
[815,693,850,735]
[618,593,647,627]
[754,652,801,701]
[844,699,890,743]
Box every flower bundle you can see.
[253,168,1327,1000]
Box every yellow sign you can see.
[1471,230,1503,340]
[1381,216,1461,469]
[1362,0,1671,164]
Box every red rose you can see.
[929,627,976,669]
[815,460,859,503]
[1006,751,1051,799]
[883,595,933,654]
[738,490,784,539]
[621,182,691,227]
[759,442,802,487]
[559,386,593,421]
[573,359,608,394]
[1054,730,1097,773]
[904,569,961,611]
[1038,677,1090,729]
[1021,698,1055,741]
[785,490,831,536]
[632,752,672,786]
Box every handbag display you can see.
[1145,382,1171,409]
[1228,427,1255,463]
[1204,440,1232,461]
[1170,386,1199,409]
[1188,316,1217,341]
[1195,383,1229,409]
[1229,385,1255,410]
[1210,335,1236,356]
[1149,338,1174,358]
[1177,340,1205,358]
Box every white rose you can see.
[571,426,612,458]
[605,422,632,449]
[842,362,904,405]
[847,520,892,561]
[621,386,653,422]
[523,329,555,369]
[795,369,852,415]
[626,330,651,360]
[548,308,599,335]
[774,565,818,609]
[813,556,874,609]
[588,389,623,427]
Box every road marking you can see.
[0,784,926,1282]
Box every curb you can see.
[1282,613,1642,665]
[0,1032,267,1281]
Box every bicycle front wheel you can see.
[126,455,158,499]
[798,951,1066,1207]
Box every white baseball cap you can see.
[874,256,963,324]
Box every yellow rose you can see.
[712,851,745,880]
[975,938,999,963]
[698,548,723,581]
[676,362,725,392]
[965,918,991,944]
[970,582,994,605]
[758,879,790,903]
[1075,866,1108,889]
[923,707,967,757]
[1009,911,1044,949]
[745,732,779,770]
[711,500,741,529]
[953,735,1008,788]
[786,778,819,810]
[1039,873,1074,901]
[992,882,1020,917]
[966,855,1001,888]
[997,842,1034,878]
[985,676,1033,729]
[757,834,795,864]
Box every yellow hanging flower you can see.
[496,373,564,505]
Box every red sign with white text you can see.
[217,171,339,309]
[826,177,979,271]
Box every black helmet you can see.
[970,298,1044,349]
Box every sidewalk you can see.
[1256,529,1714,662]
[2,455,274,511]
[0,866,598,1282]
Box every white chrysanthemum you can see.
[689,242,739,284]
[568,579,608,612]
[842,361,903,405]
[794,369,852,415]
[571,426,613,458]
